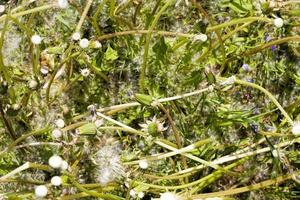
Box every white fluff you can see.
[48,155,63,169]
[51,176,62,186]
[35,185,48,198]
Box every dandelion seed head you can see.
[51,176,62,186]
[292,122,300,136]
[31,34,42,45]
[79,38,90,48]
[139,160,148,169]
[94,144,124,185]
[35,185,48,198]
[57,0,69,9]
[52,129,62,139]
[60,160,69,170]
[274,18,284,28]
[55,118,65,128]
[48,155,63,169]
[0,5,5,13]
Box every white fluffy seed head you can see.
[51,176,62,186]
[292,122,300,136]
[138,192,145,198]
[139,160,148,169]
[79,38,90,48]
[57,0,69,9]
[274,18,284,28]
[55,118,65,128]
[60,160,69,170]
[194,33,208,42]
[35,185,48,198]
[160,192,179,200]
[0,5,5,13]
[52,129,62,139]
[72,32,81,41]
[81,68,90,77]
[48,155,63,169]
[29,80,38,89]
[31,34,42,45]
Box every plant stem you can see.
[191,170,300,199]
[227,77,293,125]
[139,0,176,92]
[75,0,94,33]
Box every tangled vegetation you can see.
[1,0,300,199]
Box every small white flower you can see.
[35,185,48,198]
[55,118,65,128]
[138,192,145,198]
[0,5,5,13]
[130,189,136,198]
[194,33,208,42]
[28,80,38,89]
[48,155,63,169]
[57,0,69,9]
[52,129,62,139]
[79,38,90,48]
[292,122,300,136]
[60,160,69,170]
[160,192,180,200]
[72,32,81,41]
[51,176,62,186]
[81,68,90,77]
[139,160,148,169]
[274,17,284,28]
[139,116,167,134]
[31,34,42,45]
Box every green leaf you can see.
[105,44,118,61]
[152,37,168,62]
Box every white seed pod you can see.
[60,160,69,170]
[51,176,62,186]
[72,32,81,41]
[138,160,148,169]
[52,129,62,139]
[57,0,69,9]
[274,18,284,28]
[79,38,90,48]
[194,33,208,42]
[35,185,48,198]
[0,5,5,13]
[292,122,300,136]
[29,80,38,89]
[55,118,65,128]
[31,34,42,45]
[48,155,63,169]
[80,68,90,77]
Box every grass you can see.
[0,0,300,199]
